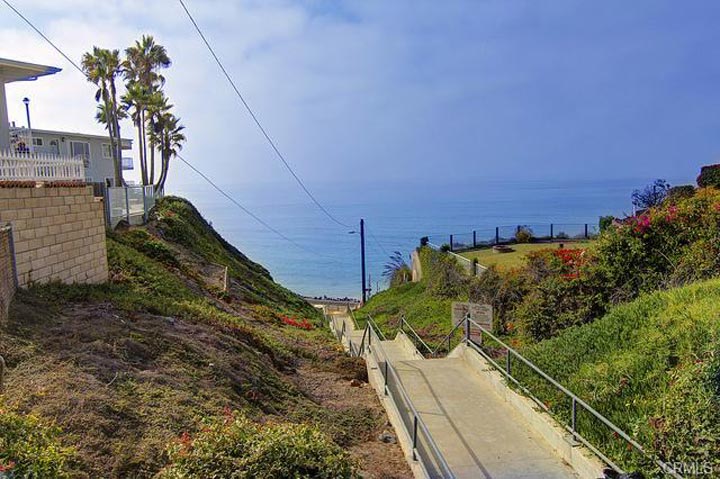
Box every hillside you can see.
[520,278,720,473]
[0,197,411,478]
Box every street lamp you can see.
[22,97,33,153]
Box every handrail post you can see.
[384,362,389,395]
[464,314,470,344]
[412,416,419,461]
[506,350,511,375]
[571,398,577,432]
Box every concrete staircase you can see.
[326,311,602,479]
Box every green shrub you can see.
[697,164,720,188]
[515,226,533,243]
[0,408,74,478]
[157,412,357,479]
[666,185,696,203]
[439,243,451,252]
[420,247,468,298]
[599,215,615,232]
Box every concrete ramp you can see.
[392,357,578,479]
[327,311,600,479]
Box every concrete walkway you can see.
[329,311,581,479]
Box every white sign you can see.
[452,302,493,330]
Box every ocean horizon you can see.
[167,175,690,299]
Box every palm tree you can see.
[123,35,171,186]
[145,91,171,185]
[152,112,185,194]
[82,47,125,186]
[383,251,411,287]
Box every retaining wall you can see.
[0,185,108,287]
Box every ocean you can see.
[167,176,684,299]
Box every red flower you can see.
[281,316,314,330]
[0,461,15,472]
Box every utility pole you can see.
[361,218,367,304]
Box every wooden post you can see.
[550,223,554,239]
[495,227,500,244]
[223,266,229,292]
[584,223,589,239]
[472,230,477,248]
[449,234,454,251]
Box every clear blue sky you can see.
[1,0,718,187]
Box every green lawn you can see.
[459,241,594,270]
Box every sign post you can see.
[452,302,493,343]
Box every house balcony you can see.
[1,128,84,182]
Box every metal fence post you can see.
[141,185,147,223]
[495,227,500,244]
[472,230,476,248]
[584,223,589,239]
[449,234,453,251]
[124,187,130,224]
[550,223,554,239]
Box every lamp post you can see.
[22,97,33,153]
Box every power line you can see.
[1,0,84,74]
[2,0,352,264]
[367,228,390,257]
[176,155,345,262]
[177,0,351,230]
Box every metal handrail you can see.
[427,242,487,274]
[399,315,434,357]
[430,318,466,357]
[365,314,387,341]
[365,322,455,478]
[463,316,682,479]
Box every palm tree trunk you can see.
[108,77,125,187]
[141,110,149,186]
[156,154,169,194]
[136,118,146,186]
[149,125,156,186]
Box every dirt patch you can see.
[293,363,413,479]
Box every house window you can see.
[70,141,90,167]
[102,143,113,159]
[32,137,44,147]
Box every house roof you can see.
[0,57,62,82]
[30,128,133,148]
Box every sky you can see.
[1,0,719,189]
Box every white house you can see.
[0,57,133,185]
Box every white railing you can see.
[0,150,85,182]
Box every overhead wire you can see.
[0,1,348,263]
[176,155,347,262]
[1,0,84,74]
[177,0,351,229]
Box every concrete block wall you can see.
[0,225,15,322]
[0,185,108,287]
